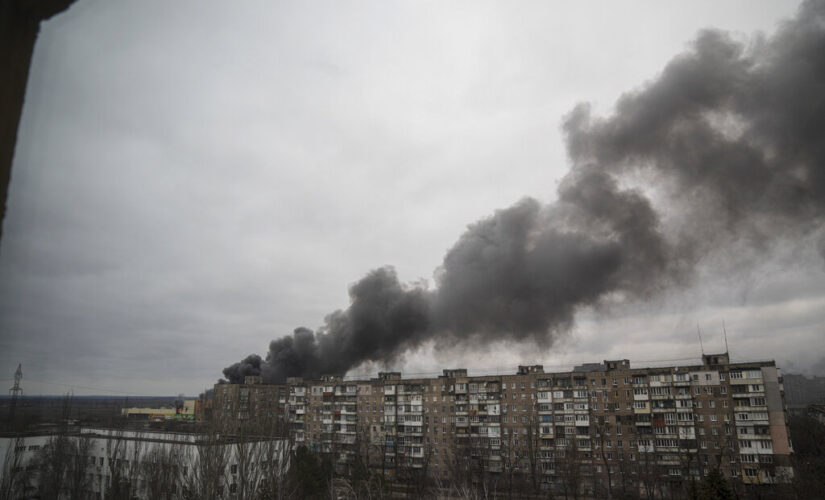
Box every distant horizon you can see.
[4,353,824,398]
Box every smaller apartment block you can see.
[212,353,793,494]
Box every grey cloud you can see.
[223,0,825,383]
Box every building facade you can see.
[0,427,288,499]
[214,376,288,431]
[212,354,793,495]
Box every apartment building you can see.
[214,376,288,430]
[211,353,793,494]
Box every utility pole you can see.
[8,363,22,422]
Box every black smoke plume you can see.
[224,0,825,384]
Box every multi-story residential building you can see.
[214,376,287,431]
[300,375,359,467]
[211,353,793,495]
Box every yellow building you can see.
[122,399,196,420]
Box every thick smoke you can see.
[224,0,825,384]
[222,353,262,382]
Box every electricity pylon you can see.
[8,363,22,422]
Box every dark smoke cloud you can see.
[222,353,262,382]
[223,0,825,384]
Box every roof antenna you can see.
[722,320,730,355]
[696,324,705,355]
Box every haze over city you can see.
[1,0,823,396]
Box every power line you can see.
[12,378,151,397]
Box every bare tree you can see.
[636,439,666,500]
[66,433,93,499]
[231,421,268,500]
[35,431,92,500]
[180,423,230,499]
[141,442,184,500]
[557,436,583,500]
[443,429,474,497]
[1,435,32,499]
[257,415,295,500]
[591,411,614,500]
[523,405,542,495]
[104,428,144,500]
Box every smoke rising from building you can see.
[224,1,825,384]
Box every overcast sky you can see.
[1,0,822,396]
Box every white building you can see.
[0,427,288,499]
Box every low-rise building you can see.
[0,427,288,499]
[121,399,196,421]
